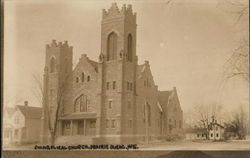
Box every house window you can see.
[216,133,219,137]
[202,134,204,137]
[108,100,112,109]
[107,32,118,61]
[50,57,56,73]
[174,120,177,128]
[4,130,9,138]
[112,81,116,89]
[22,127,27,139]
[216,127,218,131]
[106,82,109,90]
[14,116,19,124]
[128,101,131,109]
[90,120,96,128]
[130,83,133,90]
[14,129,19,139]
[127,34,133,62]
[87,76,90,82]
[111,120,115,128]
[128,120,132,128]
[179,120,182,128]
[211,133,213,137]
[81,73,84,82]
[76,77,79,83]
[106,120,109,128]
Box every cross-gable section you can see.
[136,61,157,94]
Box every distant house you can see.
[185,120,225,141]
[208,121,224,140]
[4,101,43,145]
[185,127,207,140]
[3,107,15,146]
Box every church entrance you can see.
[78,120,85,135]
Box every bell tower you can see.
[41,40,73,143]
[96,3,138,143]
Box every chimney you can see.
[24,101,28,106]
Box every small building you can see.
[4,101,43,145]
[3,107,15,146]
[185,127,207,140]
[208,121,224,140]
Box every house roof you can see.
[185,127,207,133]
[59,113,97,120]
[16,105,42,119]
[209,122,224,128]
[4,107,15,116]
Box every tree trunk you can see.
[51,132,56,145]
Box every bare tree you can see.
[32,68,71,145]
[223,38,249,82]
[193,103,223,140]
[218,0,249,82]
[224,105,247,139]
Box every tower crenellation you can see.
[46,40,73,49]
[102,3,136,20]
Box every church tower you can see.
[41,40,73,143]
[96,3,138,143]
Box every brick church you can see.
[41,3,183,144]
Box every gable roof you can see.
[137,64,145,79]
[16,105,42,119]
[157,90,173,107]
[4,107,15,116]
[137,61,152,79]
[74,54,99,73]
[88,58,98,72]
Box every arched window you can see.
[87,76,90,82]
[81,73,84,82]
[127,34,133,62]
[74,94,88,112]
[146,102,151,127]
[107,32,118,61]
[50,57,56,73]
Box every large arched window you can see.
[143,102,151,127]
[146,103,151,126]
[50,57,56,73]
[127,34,133,62]
[107,32,118,61]
[74,94,88,112]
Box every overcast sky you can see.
[4,0,249,112]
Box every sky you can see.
[4,0,249,113]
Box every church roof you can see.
[137,61,150,79]
[16,105,42,119]
[157,90,173,107]
[87,58,98,72]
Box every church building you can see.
[41,3,183,144]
